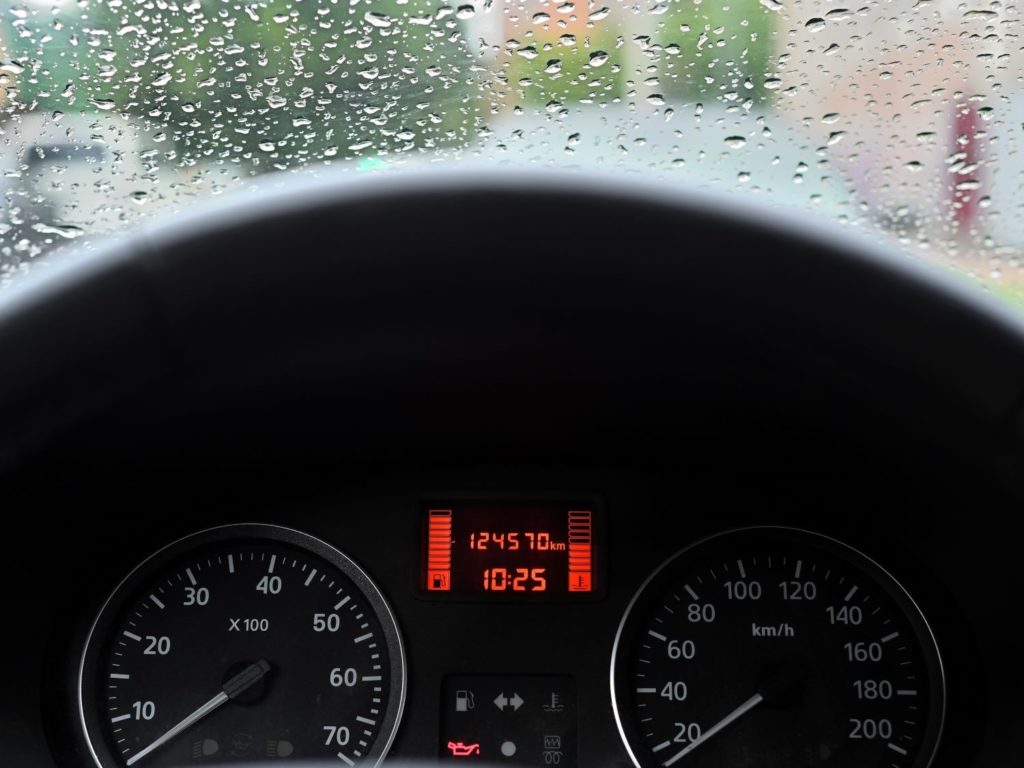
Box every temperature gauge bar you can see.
[421,499,602,600]
[567,510,592,592]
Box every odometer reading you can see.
[611,528,944,768]
[79,525,405,768]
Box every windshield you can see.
[0,0,1016,301]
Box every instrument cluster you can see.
[66,486,964,768]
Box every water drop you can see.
[32,222,85,239]
[364,12,394,28]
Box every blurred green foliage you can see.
[506,27,625,107]
[655,0,775,104]
[2,0,479,167]
[1,0,776,158]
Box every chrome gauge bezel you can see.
[609,525,946,768]
[78,523,407,768]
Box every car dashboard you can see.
[5,458,1020,768]
[1,173,1023,768]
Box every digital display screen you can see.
[422,500,599,598]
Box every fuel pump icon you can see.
[455,690,475,712]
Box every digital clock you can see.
[421,499,601,599]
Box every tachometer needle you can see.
[126,659,271,766]
[661,692,763,767]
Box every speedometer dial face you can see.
[611,527,944,768]
[79,524,405,768]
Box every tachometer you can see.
[79,524,405,768]
[610,527,944,768]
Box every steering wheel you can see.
[1,169,1023,490]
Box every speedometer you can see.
[610,527,944,768]
[79,524,405,768]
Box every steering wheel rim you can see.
[2,169,1024,482]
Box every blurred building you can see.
[1,110,161,246]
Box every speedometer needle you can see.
[661,693,763,767]
[660,667,802,767]
[126,659,271,766]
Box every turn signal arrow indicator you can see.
[493,692,524,711]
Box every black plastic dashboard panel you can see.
[0,172,1022,767]
[2,170,1024,479]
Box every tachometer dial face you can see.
[79,524,405,768]
[611,527,944,768]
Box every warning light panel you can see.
[421,500,601,600]
[441,675,578,766]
